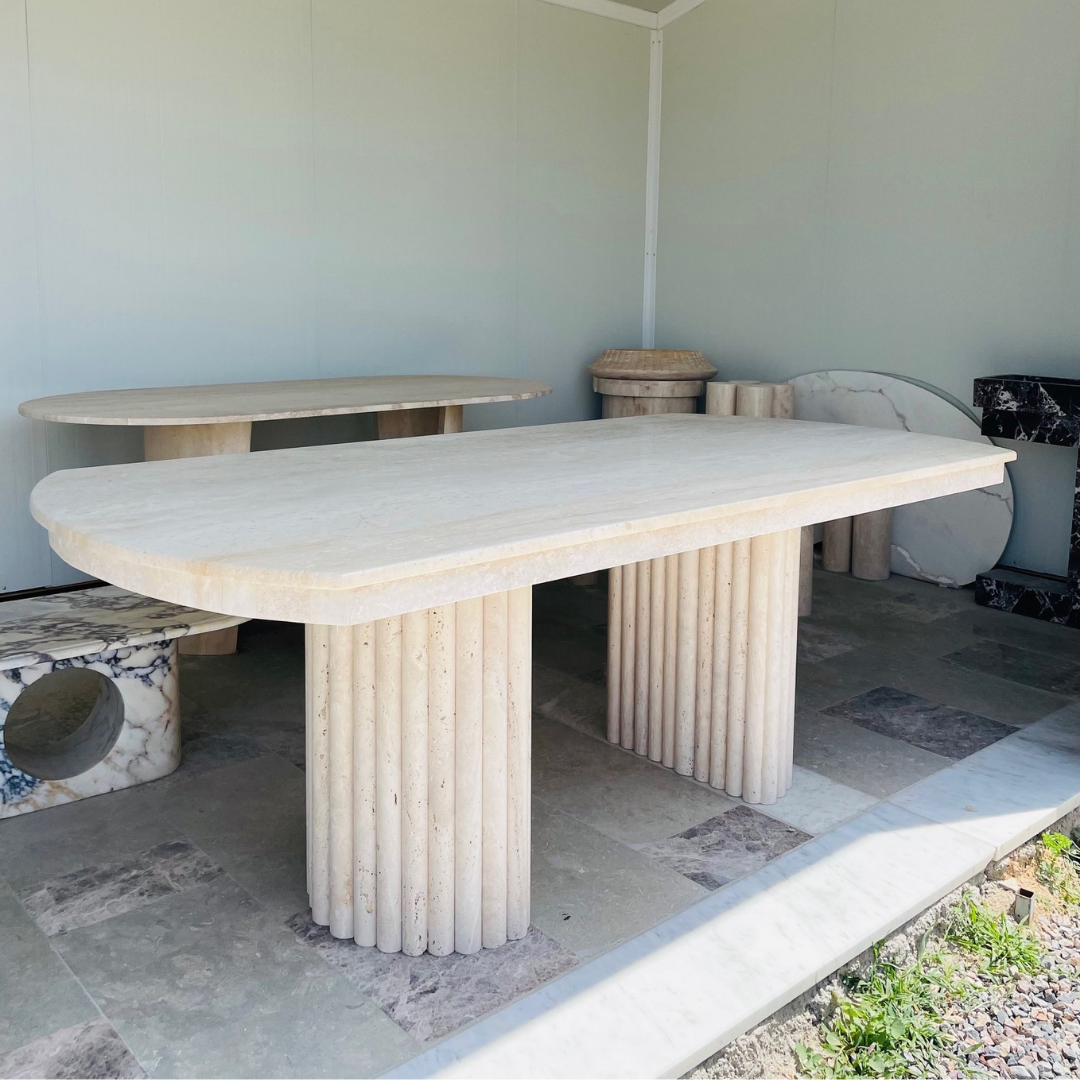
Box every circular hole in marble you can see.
[4,668,124,780]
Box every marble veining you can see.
[791,371,1014,587]
[823,686,1016,760]
[0,1018,145,1080]
[288,914,578,1044]
[973,374,1080,627]
[0,640,180,817]
[20,840,223,936]
[0,586,242,671]
[633,806,810,890]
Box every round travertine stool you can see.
[589,349,718,418]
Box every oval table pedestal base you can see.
[305,587,532,956]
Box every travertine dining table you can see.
[21,374,551,654]
[29,415,1013,956]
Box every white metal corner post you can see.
[642,28,663,349]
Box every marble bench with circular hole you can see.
[0,587,243,817]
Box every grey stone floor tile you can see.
[532,664,607,742]
[0,883,97,1057]
[54,878,418,1079]
[532,717,736,845]
[221,843,308,925]
[807,644,1071,727]
[253,728,305,771]
[943,640,1080,696]
[809,570,978,624]
[633,805,809,890]
[529,800,706,960]
[0,786,179,894]
[0,1017,144,1080]
[756,765,879,836]
[932,605,1080,666]
[823,686,1016,761]
[20,840,223,937]
[801,603,979,659]
[146,754,305,865]
[797,622,865,664]
[289,916,577,1045]
[793,709,952,798]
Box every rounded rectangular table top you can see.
[19,374,552,426]
[30,415,1013,625]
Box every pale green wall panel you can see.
[0,0,50,593]
[658,0,1080,576]
[3,0,649,590]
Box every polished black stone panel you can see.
[973,374,1080,629]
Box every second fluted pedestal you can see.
[607,528,800,804]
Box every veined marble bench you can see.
[29,416,1013,954]
[0,587,243,818]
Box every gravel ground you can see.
[944,907,1080,1079]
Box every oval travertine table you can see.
[29,415,1013,956]
[20,374,552,653]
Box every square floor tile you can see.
[0,1017,144,1080]
[289,916,577,1045]
[943,641,1080,696]
[823,686,1016,760]
[793,709,951,798]
[797,622,864,665]
[20,839,223,937]
[809,645,1073,727]
[0,884,97,1057]
[532,664,607,742]
[756,765,879,835]
[933,605,1080,667]
[0,786,179,894]
[532,717,735,845]
[55,878,418,1079]
[530,801,706,960]
[633,805,809,890]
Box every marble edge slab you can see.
[18,377,553,425]
[0,613,245,671]
[384,802,994,1080]
[888,713,1080,860]
[29,419,1014,626]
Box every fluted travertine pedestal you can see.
[607,529,800,804]
[305,587,531,956]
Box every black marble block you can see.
[973,374,1080,628]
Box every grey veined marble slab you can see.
[0,1018,144,1080]
[288,915,577,1044]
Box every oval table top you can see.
[19,374,552,426]
[30,415,1014,627]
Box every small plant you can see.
[794,946,967,1078]
[946,896,1042,976]
[1037,831,1080,904]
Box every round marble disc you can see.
[789,370,1014,587]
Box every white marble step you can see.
[390,707,1080,1080]
[0,586,243,671]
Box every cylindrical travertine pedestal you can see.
[852,509,894,581]
[590,349,718,419]
[607,529,800,804]
[822,518,853,574]
[305,587,531,956]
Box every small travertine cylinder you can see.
[852,508,894,581]
[822,518,853,573]
[735,383,774,418]
[771,383,795,420]
[306,587,531,956]
[705,382,737,417]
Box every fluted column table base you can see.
[607,528,800,804]
[305,587,531,956]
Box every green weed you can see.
[1037,831,1080,905]
[945,896,1042,976]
